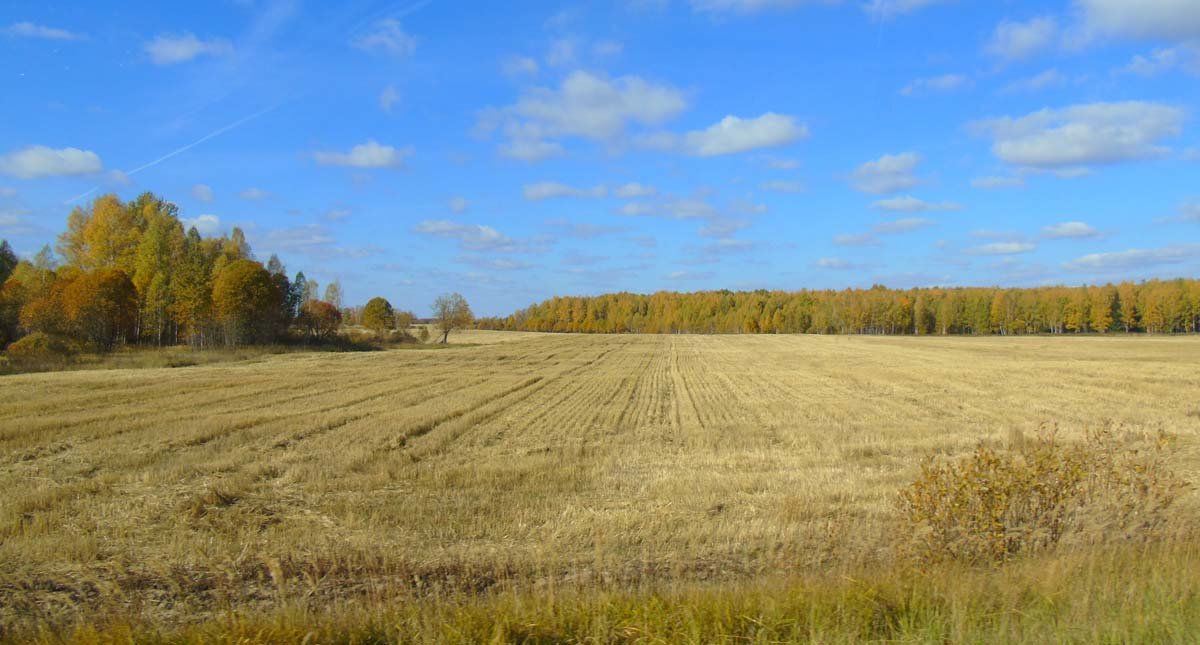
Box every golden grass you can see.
[2,333,1198,639]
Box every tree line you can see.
[0,192,441,354]
[477,281,1200,336]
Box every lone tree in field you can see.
[362,296,395,335]
[432,292,472,344]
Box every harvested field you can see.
[2,333,1199,639]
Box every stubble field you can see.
[2,331,1199,642]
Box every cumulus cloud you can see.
[971,241,1036,255]
[236,187,270,201]
[901,73,970,96]
[459,255,534,271]
[182,214,221,236]
[986,17,1058,61]
[379,85,401,113]
[834,233,880,246]
[522,181,607,201]
[833,217,934,247]
[1180,201,1200,222]
[849,152,922,194]
[191,184,214,202]
[0,145,102,179]
[691,0,822,13]
[1119,44,1200,77]
[545,218,624,238]
[448,196,469,213]
[144,33,233,65]
[3,21,79,40]
[873,217,935,234]
[353,19,416,57]
[481,71,687,160]
[864,0,949,20]
[502,56,539,76]
[680,113,808,157]
[1075,0,1200,41]
[1043,221,1103,239]
[313,140,413,168]
[413,219,526,252]
[814,257,858,270]
[262,224,382,260]
[760,179,805,193]
[971,175,1026,189]
[1065,244,1200,271]
[1003,68,1069,93]
[871,196,963,212]
[971,101,1185,171]
[614,182,657,198]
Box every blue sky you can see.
[2,0,1199,316]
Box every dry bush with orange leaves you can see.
[898,423,1189,563]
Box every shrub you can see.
[5,332,78,362]
[897,424,1187,563]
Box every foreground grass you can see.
[26,542,1200,644]
[3,334,1199,642]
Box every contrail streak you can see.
[63,103,281,205]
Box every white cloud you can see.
[448,196,469,213]
[546,38,577,67]
[0,145,102,179]
[191,184,213,202]
[379,85,401,113]
[1180,202,1200,222]
[691,0,819,13]
[3,21,79,40]
[144,33,233,65]
[593,40,624,57]
[760,179,805,193]
[484,71,687,160]
[874,217,934,234]
[0,187,15,197]
[849,152,921,194]
[971,241,1036,255]
[1120,44,1200,77]
[459,255,533,271]
[1065,244,1200,271]
[834,233,880,246]
[680,113,808,157]
[499,140,564,162]
[313,140,413,168]
[621,197,722,220]
[865,0,948,20]
[237,187,270,201]
[986,17,1058,61]
[814,257,856,269]
[871,195,962,212]
[353,19,416,57]
[413,219,525,252]
[502,56,539,76]
[182,214,221,236]
[523,181,607,201]
[971,175,1026,189]
[325,208,351,221]
[262,224,382,260]
[614,182,657,198]
[1043,221,1102,239]
[1075,0,1200,41]
[901,73,970,96]
[971,101,1185,170]
[698,217,750,238]
[1003,68,1068,93]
